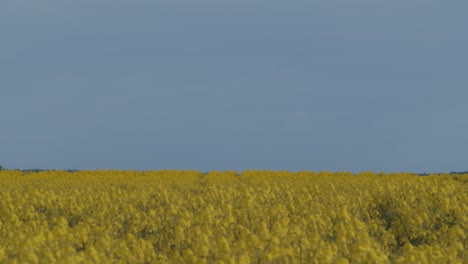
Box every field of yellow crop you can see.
[0,170,466,263]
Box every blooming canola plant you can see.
[0,170,466,263]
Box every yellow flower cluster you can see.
[0,170,466,263]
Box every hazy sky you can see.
[1,0,467,172]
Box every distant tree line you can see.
[0,166,78,173]
[17,169,80,173]
[0,165,466,176]
[417,171,468,176]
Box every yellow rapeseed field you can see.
[0,170,466,263]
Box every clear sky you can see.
[1,0,467,173]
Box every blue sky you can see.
[1,0,467,172]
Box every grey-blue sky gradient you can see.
[1,0,467,172]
